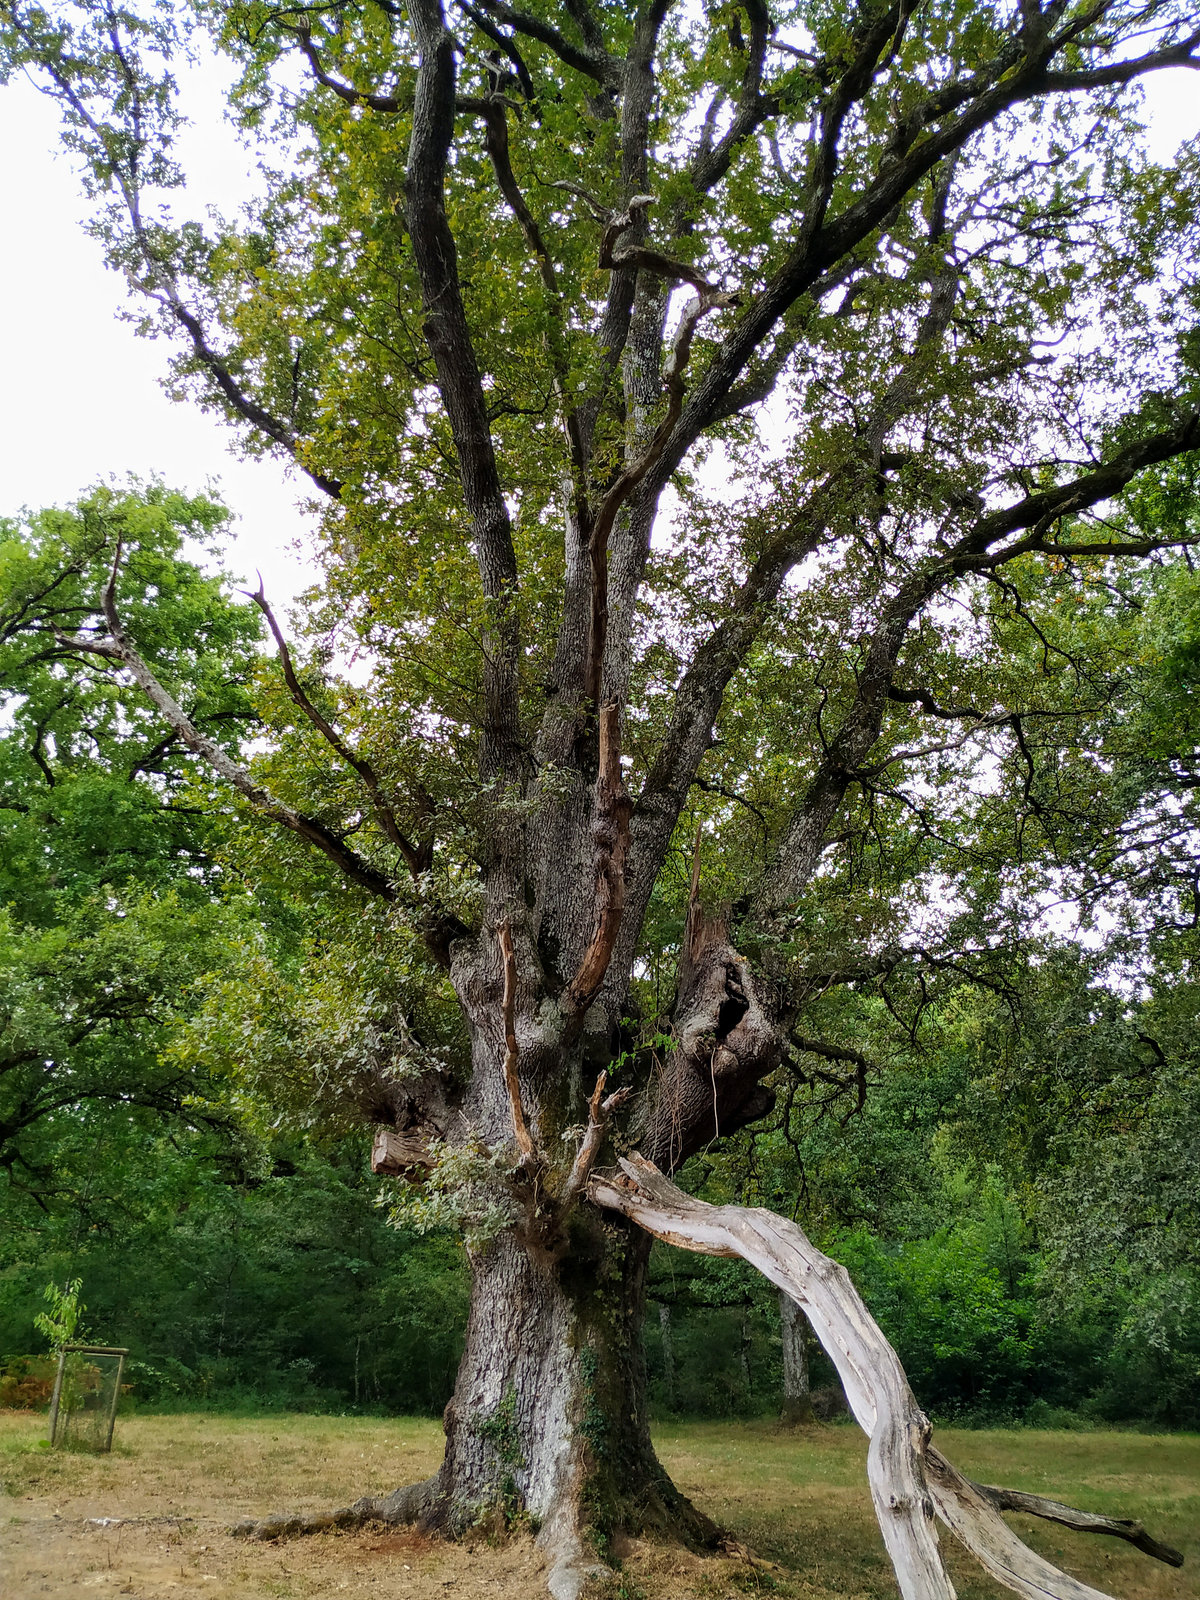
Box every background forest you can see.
[3,487,1198,1433]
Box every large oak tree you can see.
[4,0,1200,1594]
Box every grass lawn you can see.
[1,1410,1196,1600]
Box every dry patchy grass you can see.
[1,1410,1197,1600]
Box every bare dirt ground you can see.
[2,1411,1197,1600]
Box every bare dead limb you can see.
[247,582,428,876]
[563,1071,633,1202]
[564,702,633,1020]
[53,545,396,902]
[498,920,538,1163]
[231,1476,439,1540]
[597,193,656,269]
[968,1481,1184,1568]
[590,1155,1178,1600]
[370,1127,436,1178]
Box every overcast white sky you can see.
[0,60,1196,610]
[0,65,314,605]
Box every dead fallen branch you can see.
[968,1479,1183,1568]
[589,1154,1181,1600]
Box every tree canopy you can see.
[3,0,1200,1596]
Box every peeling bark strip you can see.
[590,1156,1179,1600]
[564,702,633,1020]
[498,920,537,1162]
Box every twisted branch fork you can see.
[497,917,632,1196]
[581,195,739,713]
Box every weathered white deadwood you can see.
[590,1155,1178,1600]
[562,1070,632,1202]
[968,1483,1182,1568]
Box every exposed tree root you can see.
[229,1475,439,1541]
[590,1154,1183,1600]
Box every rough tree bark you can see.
[658,1303,677,1413]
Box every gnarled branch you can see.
[970,1481,1183,1568]
[470,0,613,84]
[582,272,736,709]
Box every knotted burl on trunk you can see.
[641,895,783,1171]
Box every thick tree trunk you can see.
[779,1289,814,1427]
[432,1217,715,1597]
[398,931,722,1596]
[232,1203,716,1595]
[657,1302,676,1412]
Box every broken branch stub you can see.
[370,1127,436,1178]
[563,1071,633,1202]
[968,1483,1182,1568]
[589,1155,1178,1600]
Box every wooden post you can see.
[47,1349,66,1446]
[104,1352,126,1453]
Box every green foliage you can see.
[1,1133,469,1413]
[0,484,265,1199]
[476,1384,524,1466]
[33,1279,86,1352]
